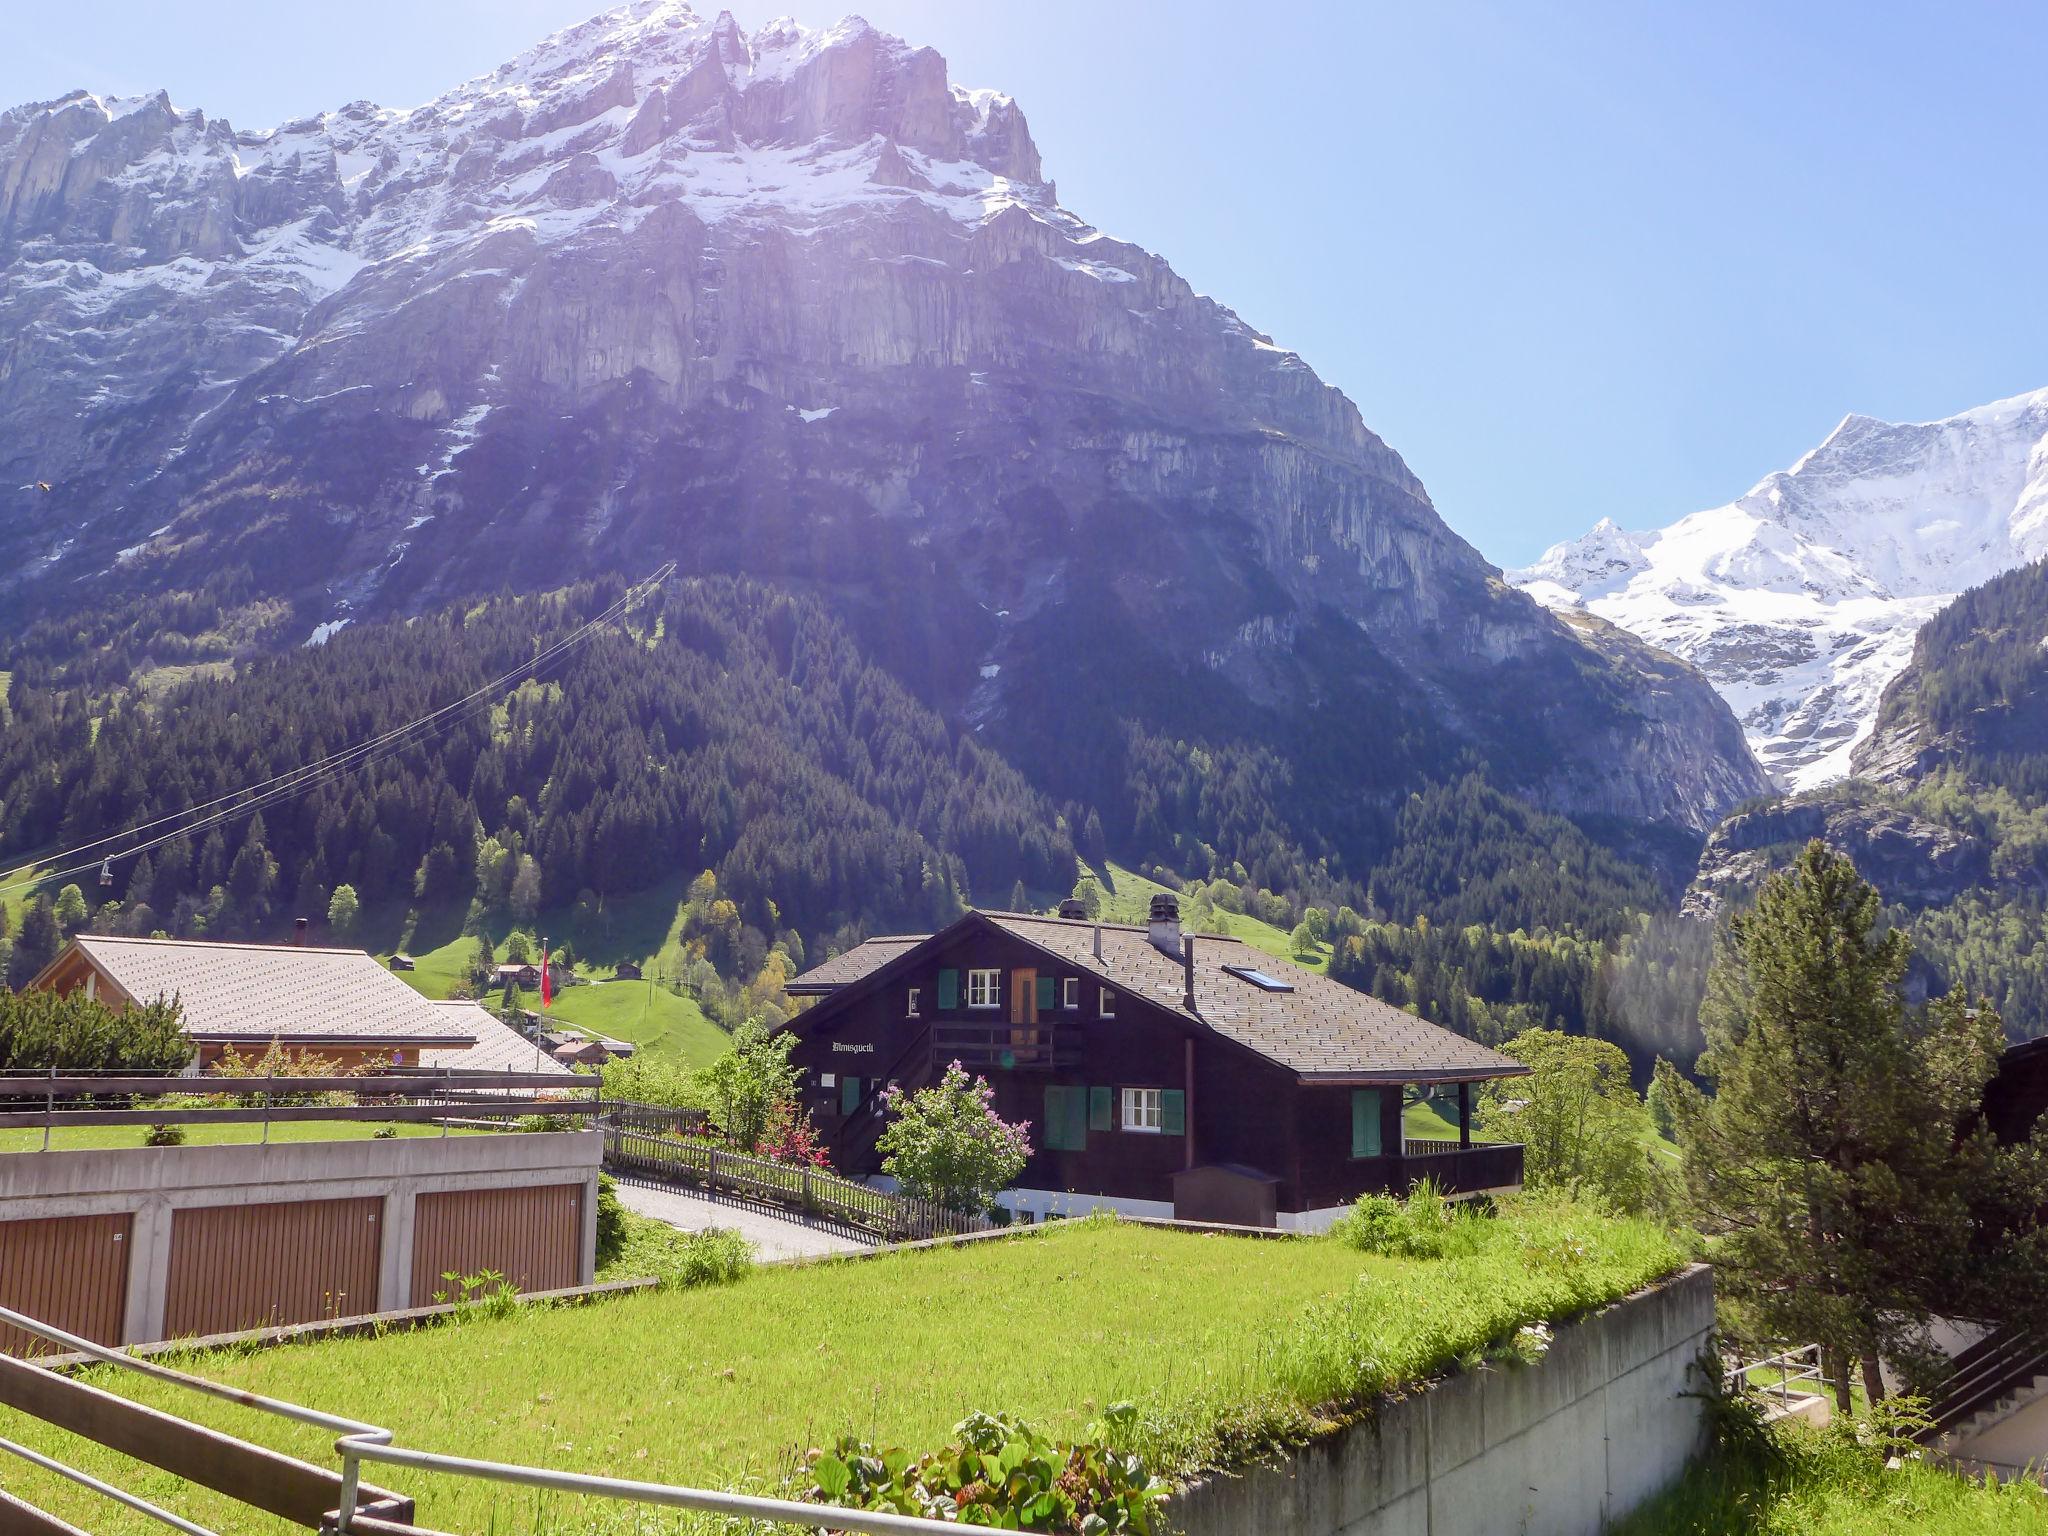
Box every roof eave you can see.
[1296,1064,1534,1086]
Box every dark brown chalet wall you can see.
[789,922,1295,1208]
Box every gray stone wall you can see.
[1171,1264,1714,1536]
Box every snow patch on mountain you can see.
[1513,387,2048,790]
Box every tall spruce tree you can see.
[1660,839,2039,1406]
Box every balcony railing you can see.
[929,1021,1080,1074]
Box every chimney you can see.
[295,917,309,947]
[1182,933,1196,1011]
[1148,893,1182,958]
[1092,923,1103,962]
[1057,898,1087,920]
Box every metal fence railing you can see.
[600,1120,990,1243]
[1726,1342,1826,1418]
[0,1070,602,1149]
[0,1303,973,1535]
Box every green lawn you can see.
[0,1121,485,1154]
[1076,860,1331,974]
[0,1208,1680,1535]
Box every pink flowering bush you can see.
[876,1061,1033,1217]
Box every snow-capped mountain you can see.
[1513,388,2048,790]
[0,2,1768,842]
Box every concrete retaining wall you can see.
[0,1131,601,1343]
[1171,1264,1715,1536]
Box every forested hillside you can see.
[0,578,1074,975]
[0,575,1726,1069]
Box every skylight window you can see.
[1223,964,1293,992]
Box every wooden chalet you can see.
[783,897,1528,1229]
[27,935,476,1069]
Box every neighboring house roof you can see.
[788,910,1527,1084]
[785,935,923,995]
[420,1001,574,1076]
[34,935,476,1049]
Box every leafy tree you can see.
[52,883,88,934]
[1289,922,1319,959]
[1660,840,2040,1407]
[326,883,361,939]
[1303,907,1329,944]
[504,930,533,965]
[1479,1028,1666,1215]
[876,1060,1032,1216]
[1073,878,1102,920]
[692,1020,802,1152]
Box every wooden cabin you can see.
[28,935,475,1070]
[783,899,1528,1229]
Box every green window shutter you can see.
[1043,1086,1085,1152]
[1036,975,1056,1013]
[1161,1089,1186,1137]
[842,1076,862,1116]
[936,969,959,1010]
[1088,1086,1111,1132]
[1351,1089,1382,1158]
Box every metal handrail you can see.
[0,1303,972,1534]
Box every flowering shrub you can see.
[806,1405,1170,1533]
[757,1098,834,1170]
[875,1061,1032,1216]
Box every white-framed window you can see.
[1099,987,1117,1019]
[1062,977,1079,1009]
[1122,1087,1163,1133]
[967,968,1002,1008]
[821,1072,837,1089]
[907,987,921,1017]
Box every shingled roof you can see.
[785,935,923,996]
[787,910,1525,1083]
[39,935,476,1049]
[421,1001,575,1075]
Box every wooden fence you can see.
[599,1117,989,1243]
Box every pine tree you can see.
[1661,840,2033,1406]
[8,898,61,988]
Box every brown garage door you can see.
[164,1197,382,1340]
[0,1213,130,1356]
[411,1184,583,1306]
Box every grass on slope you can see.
[1075,860,1331,974]
[1615,1423,2048,1536]
[373,877,731,1072]
[542,979,727,1070]
[0,1206,1681,1536]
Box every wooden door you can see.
[410,1184,583,1306]
[0,1213,130,1356]
[1010,967,1038,1025]
[164,1198,382,1340]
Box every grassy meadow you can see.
[0,1206,1681,1535]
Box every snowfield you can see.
[1512,387,2048,790]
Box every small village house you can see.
[28,933,477,1069]
[783,896,1529,1229]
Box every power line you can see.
[0,565,674,900]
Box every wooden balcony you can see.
[930,1021,1080,1074]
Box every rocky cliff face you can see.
[0,2,1766,847]
[1687,795,1988,917]
[1513,388,2048,791]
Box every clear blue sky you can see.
[7,1,2044,566]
